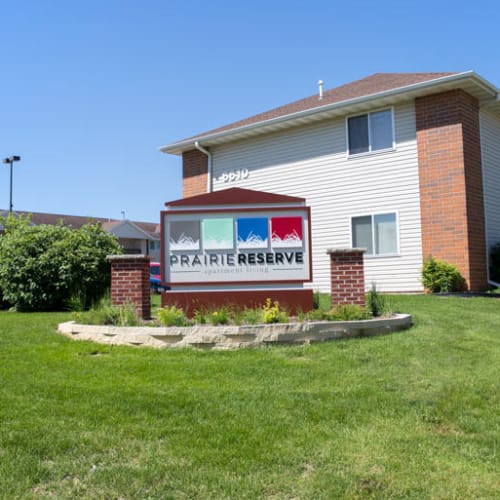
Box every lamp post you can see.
[2,156,21,213]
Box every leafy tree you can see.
[0,214,122,311]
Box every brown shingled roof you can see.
[181,72,457,142]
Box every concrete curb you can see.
[58,314,412,350]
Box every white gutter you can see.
[489,279,500,288]
[160,71,499,155]
[194,141,212,193]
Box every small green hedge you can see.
[422,256,466,293]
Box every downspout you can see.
[194,141,212,193]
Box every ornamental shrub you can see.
[0,214,122,311]
[209,307,231,326]
[77,297,141,326]
[262,298,288,324]
[157,305,188,326]
[0,286,11,310]
[422,256,466,293]
[325,304,371,321]
[366,283,391,317]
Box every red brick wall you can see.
[182,149,208,198]
[109,255,151,319]
[162,289,314,317]
[416,89,487,291]
[328,249,366,307]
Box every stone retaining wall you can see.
[58,314,412,350]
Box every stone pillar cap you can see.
[106,254,151,261]
[326,248,367,255]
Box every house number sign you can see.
[219,168,249,183]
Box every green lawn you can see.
[0,295,499,498]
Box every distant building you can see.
[0,210,161,261]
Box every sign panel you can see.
[162,208,311,285]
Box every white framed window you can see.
[347,108,394,156]
[351,212,399,256]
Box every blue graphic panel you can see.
[237,217,269,249]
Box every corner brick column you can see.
[107,255,151,320]
[416,89,487,291]
[182,149,208,198]
[327,248,366,307]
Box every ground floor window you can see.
[351,212,398,256]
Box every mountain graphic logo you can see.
[236,217,268,249]
[271,217,303,248]
[202,218,234,250]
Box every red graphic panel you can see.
[271,216,303,248]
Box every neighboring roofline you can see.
[0,209,160,236]
[105,219,160,240]
[160,71,499,156]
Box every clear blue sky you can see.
[1,0,499,222]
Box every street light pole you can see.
[2,156,21,213]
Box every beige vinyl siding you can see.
[480,109,500,259]
[211,102,423,292]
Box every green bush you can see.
[0,214,122,311]
[0,285,11,310]
[325,304,371,321]
[312,290,321,310]
[193,309,207,324]
[157,306,189,326]
[262,298,288,324]
[422,256,466,293]
[209,307,231,326]
[366,284,390,317]
[489,243,500,283]
[239,307,264,325]
[77,298,141,326]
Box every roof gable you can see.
[103,220,158,240]
[166,187,305,207]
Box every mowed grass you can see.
[0,295,499,498]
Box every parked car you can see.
[150,262,167,293]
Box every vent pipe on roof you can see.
[318,80,324,100]
[194,141,212,193]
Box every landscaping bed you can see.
[58,313,412,349]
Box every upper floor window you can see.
[347,109,394,155]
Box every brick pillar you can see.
[327,248,366,307]
[107,255,151,320]
[182,149,208,198]
[416,89,487,291]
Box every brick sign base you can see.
[327,248,366,307]
[162,289,314,317]
[108,254,151,320]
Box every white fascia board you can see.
[159,71,498,156]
